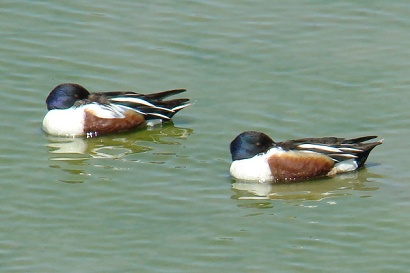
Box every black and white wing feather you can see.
[100,89,190,120]
[277,136,383,168]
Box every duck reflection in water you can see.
[44,123,192,183]
[231,168,382,203]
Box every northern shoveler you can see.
[42,83,190,137]
[230,131,382,183]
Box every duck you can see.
[42,83,190,137]
[229,131,382,183]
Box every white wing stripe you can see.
[331,153,357,158]
[110,97,175,113]
[339,147,363,152]
[172,104,190,111]
[297,143,342,153]
[110,97,156,107]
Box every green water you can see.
[1,1,410,272]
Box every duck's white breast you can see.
[42,108,85,137]
[230,154,274,183]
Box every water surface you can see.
[1,1,410,272]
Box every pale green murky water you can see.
[1,1,410,272]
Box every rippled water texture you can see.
[1,1,410,272]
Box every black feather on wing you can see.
[91,89,190,120]
[277,136,382,168]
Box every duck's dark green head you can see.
[46,83,90,110]
[230,131,275,161]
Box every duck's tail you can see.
[108,89,190,120]
[327,136,383,168]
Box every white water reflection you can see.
[44,124,193,183]
[231,168,381,202]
